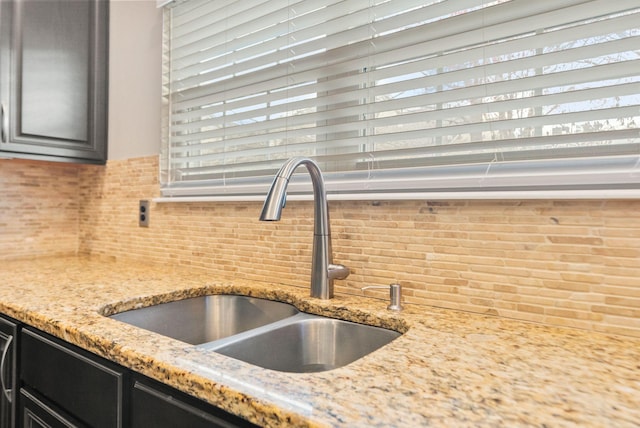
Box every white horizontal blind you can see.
[160,0,640,198]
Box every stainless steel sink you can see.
[108,294,401,372]
[209,314,401,373]
[109,295,299,345]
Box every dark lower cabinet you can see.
[132,375,258,428]
[20,328,126,428]
[18,326,259,428]
[0,315,18,428]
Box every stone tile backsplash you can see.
[2,156,639,337]
[0,159,80,260]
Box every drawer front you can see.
[20,328,126,428]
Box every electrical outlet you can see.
[139,200,150,227]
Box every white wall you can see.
[108,0,162,160]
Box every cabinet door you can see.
[0,0,108,164]
[132,375,258,428]
[0,315,17,428]
[20,328,127,428]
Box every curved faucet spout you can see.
[259,176,289,222]
[260,157,329,235]
[260,157,349,299]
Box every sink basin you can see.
[211,314,401,373]
[108,294,401,372]
[109,295,299,345]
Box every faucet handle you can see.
[361,283,403,311]
[328,263,350,280]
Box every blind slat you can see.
[168,0,638,111]
[161,0,640,198]
[170,62,639,144]
[170,133,640,182]
[170,0,597,92]
[169,104,640,165]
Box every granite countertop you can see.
[0,257,639,427]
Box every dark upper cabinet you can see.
[0,0,108,164]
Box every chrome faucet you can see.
[260,157,350,299]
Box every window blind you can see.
[160,0,640,199]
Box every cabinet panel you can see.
[21,0,90,142]
[132,375,258,428]
[20,328,126,428]
[20,388,83,428]
[0,0,108,164]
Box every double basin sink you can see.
[108,295,401,373]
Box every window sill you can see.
[153,189,640,203]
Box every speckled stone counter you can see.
[1,257,639,427]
